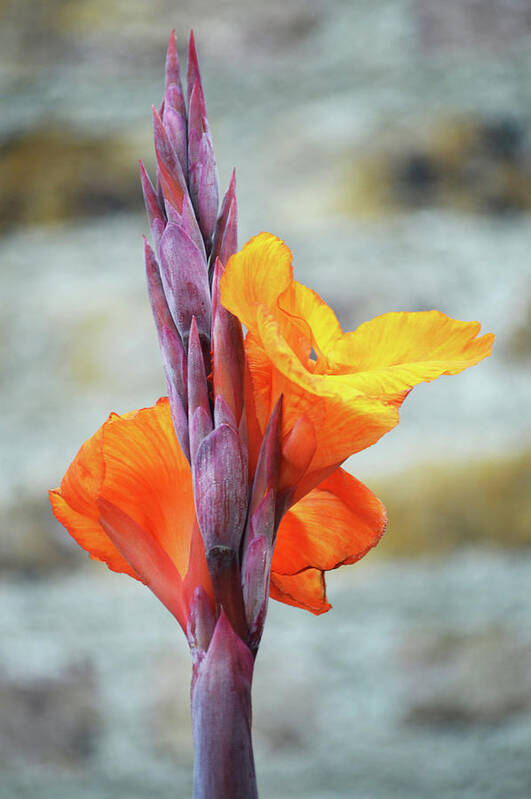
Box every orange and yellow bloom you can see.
[50,233,493,618]
[49,398,387,618]
[221,232,494,503]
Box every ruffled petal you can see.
[328,310,494,399]
[49,420,135,577]
[245,323,399,476]
[226,234,494,495]
[279,280,343,366]
[220,232,293,331]
[273,468,386,576]
[269,569,331,615]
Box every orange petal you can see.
[269,569,331,615]
[49,399,211,621]
[273,468,386,576]
[49,419,135,578]
[245,326,399,475]
[100,398,196,577]
[98,497,188,627]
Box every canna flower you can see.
[49,398,386,620]
[218,233,493,613]
[221,232,494,505]
[49,29,494,799]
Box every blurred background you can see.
[1,0,530,797]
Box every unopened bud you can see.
[193,424,248,553]
[159,223,211,346]
[241,533,271,649]
[211,258,245,423]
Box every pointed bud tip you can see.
[189,29,196,51]
[189,314,199,339]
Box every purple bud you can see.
[144,238,189,458]
[188,83,219,250]
[193,424,248,553]
[139,161,165,249]
[249,396,282,518]
[158,324,187,410]
[144,237,178,343]
[211,170,238,269]
[153,107,190,215]
[154,113,205,257]
[164,199,205,258]
[159,223,211,345]
[163,103,187,174]
[165,30,184,97]
[241,533,271,648]
[217,197,237,268]
[160,326,190,462]
[214,394,238,430]
[190,407,213,466]
[211,258,245,423]
[186,30,202,110]
[247,488,276,548]
[241,487,275,641]
[187,317,212,459]
[187,78,207,162]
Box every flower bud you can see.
[193,424,248,553]
[188,81,219,251]
[211,257,245,424]
[241,533,271,648]
[211,169,237,270]
[159,223,211,346]
[139,161,165,250]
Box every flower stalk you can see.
[142,30,272,795]
[191,611,258,799]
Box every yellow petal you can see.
[220,232,293,331]
[329,310,494,398]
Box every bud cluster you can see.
[142,32,282,659]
